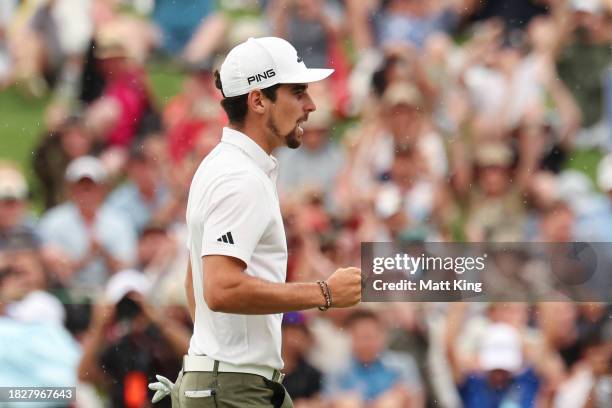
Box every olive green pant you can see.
[171,367,293,407]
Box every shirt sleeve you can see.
[201,174,272,265]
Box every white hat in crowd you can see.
[65,155,108,184]
[479,323,523,373]
[572,0,603,14]
[219,37,334,97]
[0,166,28,200]
[105,269,152,304]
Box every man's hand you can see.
[326,267,361,308]
[90,300,116,331]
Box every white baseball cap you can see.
[479,323,523,372]
[65,155,108,184]
[0,167,28,200]
[105,269,151,303]
[219,37,334,97]
[572,0,602,14]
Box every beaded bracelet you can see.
[316,280,332,311]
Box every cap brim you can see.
[280,68,334,85]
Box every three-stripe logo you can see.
[217,232,234,244]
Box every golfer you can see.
[152,37,361,407]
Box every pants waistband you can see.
[183,355,285,383]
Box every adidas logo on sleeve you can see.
[217,232,234,244]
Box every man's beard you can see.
[267,115,301,149]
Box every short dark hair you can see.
[214,70,280,126]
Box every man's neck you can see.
[77,205,98,223]
[229,122,275,155]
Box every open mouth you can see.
[296,116,308,134]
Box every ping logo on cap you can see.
[247,69,276,85]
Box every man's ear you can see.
[247,90,267,115]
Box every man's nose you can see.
[304,93,316,113]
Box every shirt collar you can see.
[221,127,278,176]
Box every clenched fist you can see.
[326,267,362,308]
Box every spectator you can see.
[523,16,582,171]
[85,35,156,152]
[0,249,80,393]
[270,0,341,69]
[385,143,451,238]
[152,0,216,56]
[281,312,324,407]
[326,309,423,407]
[137,222,189,309]
[446,304,561,408]
[573,153,612,241]
[348,80,447,201]
[375,0,463,49]
[78,269,190,408]
[524,171,562,240]
[385,304,432,405]
[181,0,266,64]
[92,1,159,65]
[106,144,171,234]
[0,163,39,250]
[536,200,575,242]
[7,0,92,97]
[554,169,609,240]
[39,156,136,292]
[553,328,612,408]
[33,113,97,209]
[537,302,583,371]
[2,248,65,325]
[465,143,527,242]
[345,0,471,52]
[555,0,612,148]
[164,60,224,164]
[277,93,344,210]
[461,34,544,132]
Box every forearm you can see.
[206,275,325,314]
[445,304,467,383]
[549,77,582,146]
[345,0,373,51]
[77,326,107,383]
[155,320,191,358]
[269,0,288,38]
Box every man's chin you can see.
[285,128,302,149]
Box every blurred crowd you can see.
[1,0,612,407]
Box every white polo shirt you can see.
[185,127,288,370]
